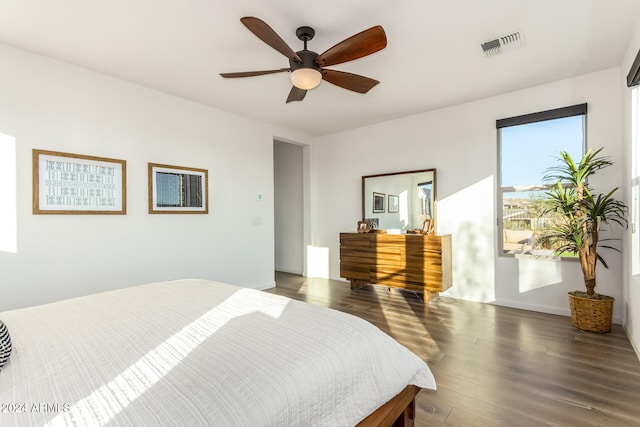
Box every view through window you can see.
[632,87,640,275]
[497,104,586,257]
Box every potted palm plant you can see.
[540,148,627,333]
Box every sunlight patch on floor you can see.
[379,288,442,359]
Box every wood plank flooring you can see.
[266,272,640,426]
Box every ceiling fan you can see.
[220,17,387,103]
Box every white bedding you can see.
[0,279,435,426]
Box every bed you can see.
[0,279,436,426]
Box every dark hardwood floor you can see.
[266,272,640,426]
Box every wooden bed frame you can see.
[357,385,420,427]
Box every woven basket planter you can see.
[568,292,614,333]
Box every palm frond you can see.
[597,253,609,269]
[542,148,612,186]
[537,147,628,284]
[586,189,628,228]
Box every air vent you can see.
[481,30,525,56]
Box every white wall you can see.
[1,36,633,337]
[310,67,625,322]
[274,140,304,274]
[621,18,640,357]
[0,43,310,311]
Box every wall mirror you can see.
[362,168,436,232]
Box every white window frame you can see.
[631,87,640,275]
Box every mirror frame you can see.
[361,168,437,232]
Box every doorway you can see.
[273,140,304,274]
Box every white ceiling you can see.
[1,1,639,136]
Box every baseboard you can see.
[275,267,303,275]
[251,281,276,291]
[491,299,622,325]
[624,324,640,362]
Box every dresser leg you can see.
[423,291,439,303]
[350,280,368,290]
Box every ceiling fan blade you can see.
[286,86,307,103]
[220,68,290,78]
[241,17,302,62]
[316,26,387,67]
[321,69,379,93]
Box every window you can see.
[632,87,640,275]
[0,132,17,253]
[497,104,587,257]
[418,181,433,218]
[627,53,640,274]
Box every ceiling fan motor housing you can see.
[290,50,321,72]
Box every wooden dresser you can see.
[339,232,452,302]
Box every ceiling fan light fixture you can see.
[290,68,322,90]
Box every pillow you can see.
[0,320,11,370]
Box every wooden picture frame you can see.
[373,192,385,213]
[388,195,399,213]
[364,218,379,230]
[32,149,126,214]
[148,163,208,214]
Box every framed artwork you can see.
[32,149,126,214]
[388,195,399,213]
[373,192,385,213]
[148,163,208,214]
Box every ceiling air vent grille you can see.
[481,30,524,56]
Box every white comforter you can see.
[0,279,435,426]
